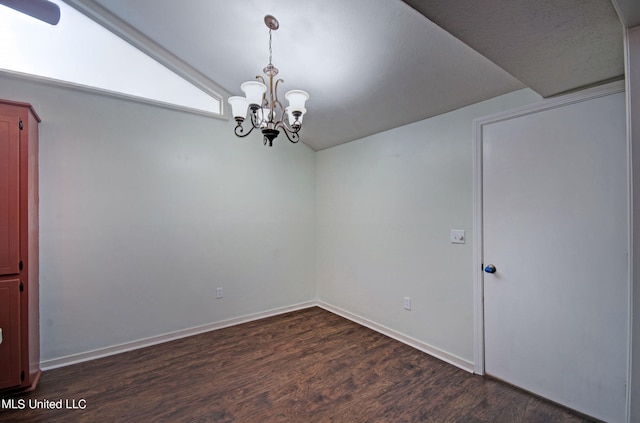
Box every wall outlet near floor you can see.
[216,287,223,299]
[404,296,412,310]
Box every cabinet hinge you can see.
[20,371,25,381]
[19,120,23,130]
[20,282,24,292]
[19,260,23,271]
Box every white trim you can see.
[623,27,636,423]
[62,0,229,117]
[472,115,485,375]
[474,80,625,130]
[40,299,475,374]
[624,27,632,423]
[0,69,226,120]
[40,301,316,370]
[471,80,627,378]
[317,301,475,373]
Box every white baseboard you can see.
[317,301,475,373]
[41,300,474,374]
[40,301,317,370]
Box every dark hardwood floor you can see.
[0,307,594,422]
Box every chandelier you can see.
[228,15,309,147]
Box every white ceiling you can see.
[612,0,640,27]
[403,0,624,97]
[63,0,626,151]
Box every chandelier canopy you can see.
[228,15,309,147]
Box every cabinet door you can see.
[0,113,20,276]
[0,279,21,389]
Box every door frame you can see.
[471,80,628,379]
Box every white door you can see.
[481,88,628,422]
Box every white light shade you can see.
[285,90,309,113]
[228,96,249,119]
[241,81,266,106]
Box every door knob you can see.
[484,264,496,274]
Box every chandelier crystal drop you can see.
[228,15,309,147]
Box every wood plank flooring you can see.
[0,307,595,422]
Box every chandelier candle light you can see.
[228,15,309,147]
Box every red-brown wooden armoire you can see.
[0,99,40,393]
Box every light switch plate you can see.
[450,229,465,244]
[404,296,412,310]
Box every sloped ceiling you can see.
[402,0,625,97]
[62,0,625,151]
[611,0,640,27]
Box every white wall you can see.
[0,73,316,364]
[316,89,541,366]
[0,70,630,414]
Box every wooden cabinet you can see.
[0,100,40,393]
[0,280,22,388]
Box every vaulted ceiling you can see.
[63,0,630,151]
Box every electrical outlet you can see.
[216,287,223,299]
[404,296,412,310]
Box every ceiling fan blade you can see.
[0,0,60,25]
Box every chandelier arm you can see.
[279,117,302,134]
[279,124,300,144]
[234,121,256,138]
[274,78,284,104]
